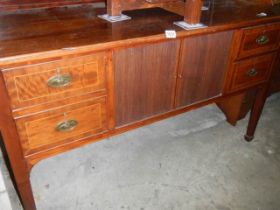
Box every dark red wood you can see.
[175,31,233,107]
[0,3,278,210]
[245,84,270,141]
[0,0,104,11]
[113,41,180,126]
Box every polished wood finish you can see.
[16,97,108,155]
[0,3,279,210]
[217,92,247,126]
[1,5,280,63]
[228,53,276,92]
[0,8,182,60]
[223,23,280,93]
[237,24,280,59]
[217,89,256,125]
[219,22,280,124]
[237,90,257,119]
[184,0,202,24]
[23,89,245,170]
[176,31,233,107]
[114,41,180,126]
[245,84,270,141]
[0,0,104,11]
[2,52,108,109]
[221,53,279,124]
[0,74,36,210]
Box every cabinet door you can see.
[114,41,180,127]
[175,31,233,107]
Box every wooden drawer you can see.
[237,24,280,59]
[229,53,276,92]
[15,97,108,155]
[2,52,108,109]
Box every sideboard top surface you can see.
[0,1,279,64]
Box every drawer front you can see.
[15,97,108,155]
[229,53,276,92]
[3,52,108,109]
[237,24,280,59]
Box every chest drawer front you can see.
[3,52,108,109]
[229,53,276,92]
[237,24,280,59]
[15,97,108,155]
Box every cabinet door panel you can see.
[114,41,180,126]
[176,31,233,107]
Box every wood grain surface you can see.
[16,97,108,155]
[229,53,276,92]
[0,2,279,210]
[2,52,108,109]
[0,4,280,63]
[0,0,104,11]
[237,23,280,59]
[175,31,233,107]
[114,40,180,126]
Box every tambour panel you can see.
[176,31,233,107]
[114,40,180,127]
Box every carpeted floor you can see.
[1,93,280,210]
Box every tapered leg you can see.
[0,130,36,210]
[14,176,36,210]
[244,85,269,141]
[0,74,36,210]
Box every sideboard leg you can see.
[0,74,36,210]
[16,178,36,210]
[244,85,269,141]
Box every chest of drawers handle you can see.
[47,74,72,88]
[246,68,258,77]
[256,35,269,45]
[56,119,78,132]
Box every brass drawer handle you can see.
[246,68,258,77]
[47,74,72,88]
[256,35,269,45]
[56,119,78,132]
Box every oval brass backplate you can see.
[256,35,269,45]
[56,119,78,132]
[246,68,258,77]
[47,74,72,88]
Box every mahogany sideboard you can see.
[0,1,280,209]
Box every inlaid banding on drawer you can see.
[229,53,276,92]
[237,24,280,59]
[2,52,108,109]
[15,97,108,155]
